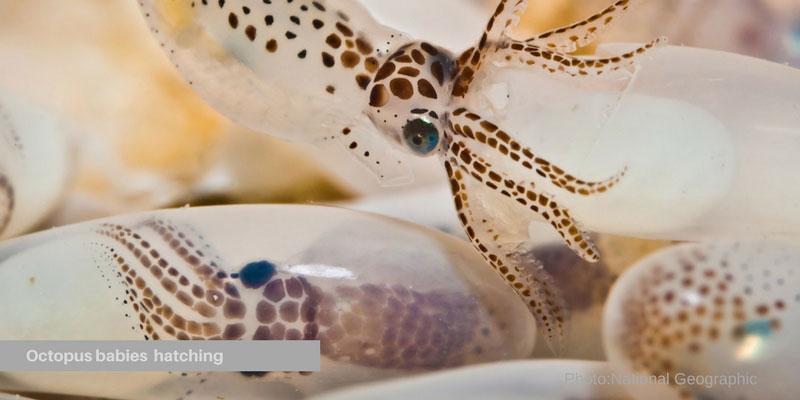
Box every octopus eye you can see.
[402,118,440,155]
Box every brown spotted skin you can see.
[365,41,456,148]
[139,0,417,184]
[94,218,501,371]
[171,0,385,97]
[608,243,800,399]
[140,0,664,353]
[0,173,13,236]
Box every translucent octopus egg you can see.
[0,205,535,399]
[603,241,800,400]
[472,43,800,241]
[0,91,71,239]
[312,360,634,400]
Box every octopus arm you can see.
[451,0,528,97]
[448,108,626,196]
[442,155,568,354]
[485,0,530,42]
[0,172,12,236]
[525,0,634,53]
[445,139,599,263]
[492,37,666,77]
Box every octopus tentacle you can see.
[139,219,227,289]
[449,137,538,193]
[495,37,665,77]
[486,0,530,42]
[526,0,634,53]
[447,139,599,263]
[97,223,225,341]
[450,108,626,196]
[0,173,13,236]
[452,0,529,98]
[442,154,567,353]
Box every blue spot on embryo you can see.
[239,260,277,289]
[743,319,773,337]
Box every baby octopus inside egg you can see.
[137,0,669,353]
[0,205,535,399]
[603,241,800,400]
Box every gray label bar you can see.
[0,341,320,372]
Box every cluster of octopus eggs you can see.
[604,240,800,400]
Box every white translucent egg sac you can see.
[604,241,800,400]
[312,360,636,400]
[0,205,535,399]
[0,92,71,239]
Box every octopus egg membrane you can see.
[312,360,636,400]
[0,205,535,399]
[604,241,800,400]
[0,91,71,240]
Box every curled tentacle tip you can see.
[642,36,669,54]
[581,249,601,264]
[578,244,601,263]
[544,326,569,357]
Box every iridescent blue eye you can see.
[789,22,800,55]
[403,118,440,155]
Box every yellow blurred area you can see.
[517,0,577,36]
[96,1,221,179]
[0,0,347,219]
[0,1,223,191]
[513,0,600,53]
[155,0,196,32]
[116,70,222,178]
